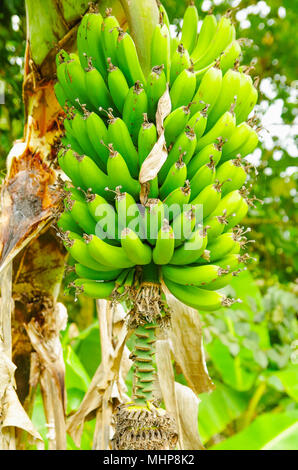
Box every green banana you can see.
[193,15,235,70]
[85,64,114,112]
[234,72,258,124]
[102,10,120,66]
[70,113,98,160]
[188,110,208,141]
[54,82,69,109]
[87,193,118,241]
[116,30,147,87]
[191,181,222,218]
[170,67,197,110]
[77,14,91,69]
[191,12,217,62]
[163,278,229,311]
[107,145,141,200]
[147,66,167,121]
[162,264,220,287]
[209,189,243,219]
[58,149,84,188]
[159,128,197,184]
[107,112,139,178]
[74,279,115,299]
[171,207,197,247]
[64,59,94,111]
[153,220,175,265]
[78,155,110,198]
[57,211,83,235]
[207,232,238,262]
[224,197,249,231]
[66,235,116,271]
[170,44,191,86]
[164,104,191,146]
[190,64,223,117]
[151,23,171,81]
[123,82,148,145]
[181,3,199,54]
[75,264,122,281]
[204,212,228,241]
[221,122,254,160]
[163,181,191,211]
[206,67,241,130]
[218,160,247,196]
[116,190,145,238]
[187,140,223,179]
[138,114,157,166]
[145,199,165,245]
[67,199,97,235]
[158,2,171,30]
[196,109,236,152]
[190,157,216,200]
[87,234,135,268]
[85,112,109,169]
[121,228,152,265]
[56,61,81,111]
[220,40,242,74]
[170,227,207,265]
[84,12,107,79]
[107,58,129,114]
[159,155,187,200]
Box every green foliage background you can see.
[0,0,297,450]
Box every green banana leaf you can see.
[64,345,90,392]
[207,339,257,391]
[211,410,298,450]
[198,381,249,444]
[72,323,101,377]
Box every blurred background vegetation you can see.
[0,0,297,450]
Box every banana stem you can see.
[133,322,157,406]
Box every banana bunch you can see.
[55,4,260,312]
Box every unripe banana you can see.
[190,64,223,117]
[87,234,135,269]
[123,82,148,146]
[234,72,258,124]
[193,15,235,70]
[164,104,191,146]
[56,61,81,111]
[67,199,97,235]
[70,113,98,161]
[87,193,118,241]
[170,67,196,110]
[159,128,197,184]
[209,189,243,219]
[147,66,167,121]
[190,157,216,200]
[84,12,107,79]
[202,271,236,290]
[145,199,165,245]
[85,112,109,169]
[204,212,228,241]
[153,220,175,265]
[224,197,249,231]
[221,122,255,160]
[54,82,69,109]
[188,110,208,141]
[206,68,241,130]
[79,155,110,198]
[235,129,259,159]
[191,12,217,62]
[106,114,139,178]
[220,40,242,74]
[138,114,157,166]
[102,10,120,66]
[196,110,236,153]
[162,264,220,287]
[77,14,90,69]
[64,59,95,111]
[57,212,83,235]
[58,149,84,188]
[74,279,115,299]
[181,3,199,54]
[158,2,171,30]
[75,264,122,281]
[163,181,191,210]
[171,207,197,247]
[116,30,147,87]
[159,156,187,200]
[219,160,247,196]
[170,44,191,85]
[67,235,115,271]
[187,140,223,179]
[191,181,222,218]
[151,23,171,81]
[85,64,114,111]
[107,58,129,114]
[170,227,207,265]
[207,232,238,262]
[107,145,141,200]
[116,190,145,238]
[121,228,152,265]
[163,278,229,311]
